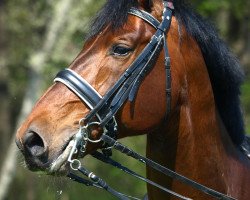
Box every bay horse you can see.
[15,0,250,199]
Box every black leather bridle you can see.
[54,1,236,200]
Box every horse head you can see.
[15,0,179,174]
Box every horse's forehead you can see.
[69,16,152,75]
[85,16,151,47]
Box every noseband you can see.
[54,1,235,200]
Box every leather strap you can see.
[69,166,141,200]
[92,151,191,200]
[101,134,236,200]
[55,69,118,151]
[55,69,101,109]
[128,8,160,29]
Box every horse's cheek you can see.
[118,93,165,133]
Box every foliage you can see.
[241,81,250,133]
[192,0,246,18]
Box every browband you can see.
[128,8,160,29]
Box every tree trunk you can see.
[0,0,74,199]
[0,0,11,163]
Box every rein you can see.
[54,1,236,200]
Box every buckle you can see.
[164,1,174,10]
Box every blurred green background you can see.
[0,0,249,199]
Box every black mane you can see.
[88,0,245,145]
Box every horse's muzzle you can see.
[15,130,51,171]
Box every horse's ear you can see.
[138,0,164,18]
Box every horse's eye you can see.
[111,45,133,56]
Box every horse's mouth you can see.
[23,138,80,175]
[49,139,76,174]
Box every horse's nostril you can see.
[23,131,47,157]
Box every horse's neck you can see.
[146,25,249,199]
[146,85,248,199]
[146,106,234,199]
